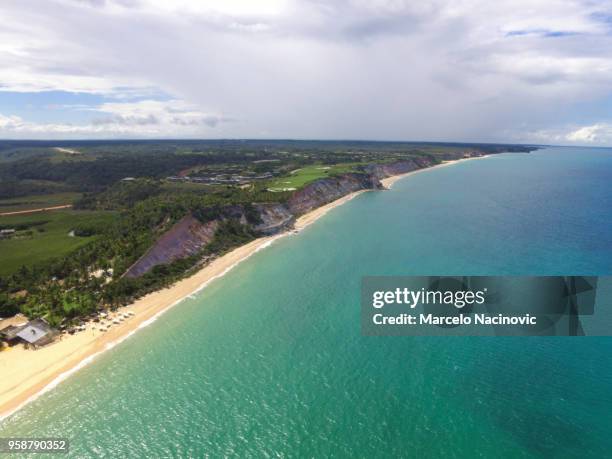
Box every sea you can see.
[1,146,611,457]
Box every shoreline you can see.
[0,189,368,421]
[0,155,485,421]
[381,155,488,189]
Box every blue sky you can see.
[1,91,120,124]
[1,0,612,145]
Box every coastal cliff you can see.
[124,204,294,277]
[253,203,294,234]
[124,215,218,278]
[364,157,437,181]
[285,156,440,216]
[286,172,380,216]
[125,158,458,277]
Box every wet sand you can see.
[0,189,370,420]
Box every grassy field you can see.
[0,210,116,276]
[0,192,82,213]
[267,164,362,191]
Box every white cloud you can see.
[91,99,232,128]
[0,100,233,139]
[1,0,612,141]
[0,114,25,130]
[129,0,289,17]
[566,123,612,143]
[509,122,612,146]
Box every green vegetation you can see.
[267,163,364,191]
[0,192,81,213]
[0,210,117,276]
[0,139,536,324]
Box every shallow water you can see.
[1,146,611,457]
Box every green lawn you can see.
[0,192,82,213]
[0,210,116,276]
[267,163,363,191]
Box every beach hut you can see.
[15,319,59,348]
[0,324,27,346]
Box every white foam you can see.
[0,236,291,423]
[0,192,357,422]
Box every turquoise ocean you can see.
[1,146,612,457]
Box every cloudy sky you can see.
[1,0,612,145]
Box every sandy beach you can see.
[0,156,486,421]
[381,156,487,189]
[0,188,372,420]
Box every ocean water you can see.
[1,146,612,457]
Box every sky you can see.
[1,0,612,145]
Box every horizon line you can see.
[0,137,549,146]
[2,137,610,148]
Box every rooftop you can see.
[0,324,26,340]
[15,318,57,346]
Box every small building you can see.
[0,229,16,239]
[15,318,59,348]
[0,324,26,346]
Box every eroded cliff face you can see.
[286,172,380,216]
[124,160,438,277]
[124,215,218,278]
[124,204,295,277]
[364,157,437,181]
[253,203,294,234]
